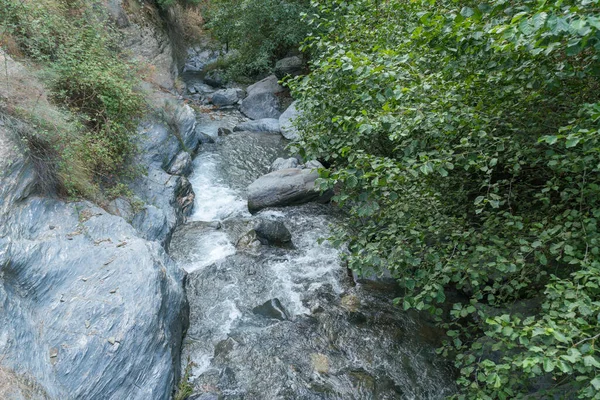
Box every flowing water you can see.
[169,107,456,399]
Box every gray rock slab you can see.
[240,92,281,120]
[247,168,333,213]
[233,119,280,134]
[0,198,188,400]
[246,74,285,96]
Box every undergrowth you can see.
[0,0,144,198]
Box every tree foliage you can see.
[288,0,600,398]
[200,0,310,78]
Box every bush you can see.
[289,0,600,398]
[201,0,310,78]
[0,0,143,196]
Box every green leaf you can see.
[543,358,555,373]
[565,137,581,148]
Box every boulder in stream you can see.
[252,298,290,321]
[240,92,281,120]
[233,118,280,134]
[247,168,333,213]
[253,219,293,247]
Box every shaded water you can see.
[170,110,455,399]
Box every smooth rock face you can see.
[0,198,188,400]
[240,92,281,120]
[270,157,300,172]
[253,219,293,247]
[233,118,280,134]
[246,74,285,96]
[274,56,304,78]
[247,168,333,213]
[168,151,193,176]
[279,101,300,140]
[210,88,245,107]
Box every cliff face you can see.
[0,2,198,398]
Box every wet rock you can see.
[247,168,334,213]
[252,298,290,321]
[210,88,245,107]
[279,101,300,141]
[214,337,237,357]
[341,294,361,312]
[233,118,280,134]
[167,151,193,176]
[240,92,281,120]
[176,177,195,217]
[270,157,300,172]
[175,104,199,153]
[246,74,285,96]
[253,219,292,247]
[236,230,262,252]
[274,56,304,78]
[195,126,215,144]
[311,353,330,374]
[217,127,232,136]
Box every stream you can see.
[168,104,455,399]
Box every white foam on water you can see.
[189,152,249,222]
[180,230,236,273]
[268,227,344,316]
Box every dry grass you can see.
[178,4,206,44]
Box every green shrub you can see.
[0,0,143,196]
[289,0,600,398]
[202,0,310,78]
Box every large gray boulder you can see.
[253,219,293,247]
[209,88,245,107]
[233,118,280,134]
[246,74,285,96]
[240,92,281,120]
[274,56,304,78]
[168,151,193,176]
[279,101,300,141]
[0,196,188,400]
[247,168,333,213]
